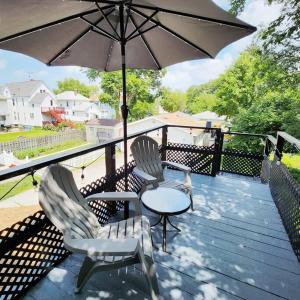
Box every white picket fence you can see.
[0,130,86,153]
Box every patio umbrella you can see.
[0,0,255,217]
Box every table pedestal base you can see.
[151,215,181,252]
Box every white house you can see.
[0,80,59,127]
[85,119,122,144]
[56,91,113,122]
[85,112,216,148]
[192,111,226,128]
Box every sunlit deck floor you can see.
[22,170,300,300]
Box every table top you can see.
[141,187,190,215]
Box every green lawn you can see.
[282,153,300,184]
[0,175,40,201]
[0,128,55,142]
[15,139,87,159]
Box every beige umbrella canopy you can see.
[0,0,255,216]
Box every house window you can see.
[22,99,24,106]
[30,113,34,119]
[17,113,20,121]
[14,112,17,120]
[50,100,53,106]
[12,99,15,106]
[67,101,69,107]
[72,112,75,116]
[32,104,34,108]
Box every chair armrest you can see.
[85,192,141,215]
[162,161,191,173]
[64,235,139,256]
[133,167,157,184]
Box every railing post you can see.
[275,133,285,161]
[161,126,168,161]
[105,144,116,213]
[212,129,222,176]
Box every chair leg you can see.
[190,192,194,211]
[137,249,160,300]
[75,256,96,293]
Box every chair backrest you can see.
[39,164,100,239]
[131,135,164,182]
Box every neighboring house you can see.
[0,80,60,127]
[56,91,113,122]
[86,119,122,144]
[86,112,216,148]
[192,111,226,128]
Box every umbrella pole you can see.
[120,3,129,219]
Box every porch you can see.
[0,126,299,300]
[22,170,300,300]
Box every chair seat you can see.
[96,216,152,263]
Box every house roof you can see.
[30,93,48,104]
[155,112,205,127]
[86,119,121,127]
[6,80,44,97]
[193,111,226,121]
[56,91,90,101]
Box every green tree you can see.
[54,78,97,98]
[229,0,299,70]
[86,69,165,121]
[186,81,218,114]
[214,46,300,150]
[160,88,186,112]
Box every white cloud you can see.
[163,0,282,91]
[0,59,6,70]
[239,0,282,28]
[63,66,82,73]
[163,54,234,91]
[32,70,48,78]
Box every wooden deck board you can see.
[22,171,300,300]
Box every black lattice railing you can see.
[221,149,264,177]
[166,142,216,175]
[0,162,141,300]
[270,160,300,261]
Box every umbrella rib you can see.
[129,14,161,70]
[0,5,114,44]
[126,10,158,40]
[104,17,120,71]
[47,10,114,65]
[127,24,158,42]
[95,1,121,40]
[130,4,256,31]
[131,7,213,59]
[124,0,133,35]
[81,16,119,41]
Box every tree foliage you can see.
[185,81,218,114]
[214,46,300,140]
[53,78,97,98]
[160,88,186,112]
[229,0,300,70]
[86,69,165,121]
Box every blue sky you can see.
[0,0,281,92]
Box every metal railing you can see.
[0,124,299,300]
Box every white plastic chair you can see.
[131,135,193,210]
[38,164,159,299]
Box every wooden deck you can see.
[22,170,300,300]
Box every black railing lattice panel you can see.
[221,149,263,177]
[166,143,215,175]
[0,211,68,300]
[270,161,300,261]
